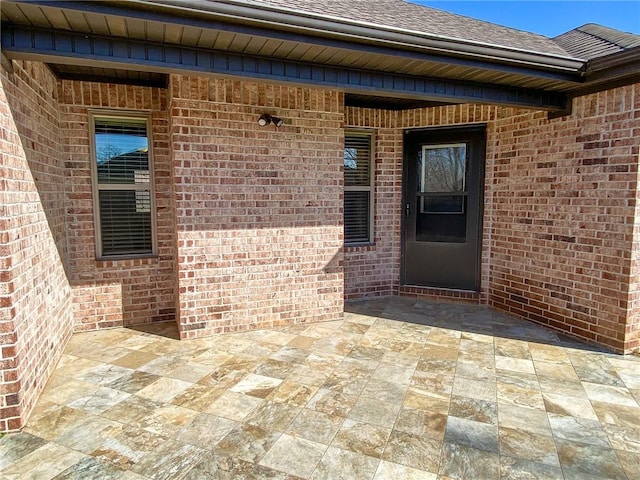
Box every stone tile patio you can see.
[1,297,639,479]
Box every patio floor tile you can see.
[332,420,392,458]
[383,429,442,472]
[2,296,639,479]
[0,432,47,470]
[592,401,640,428]
[555,439,627,480]
[311,446,379,480]
[245,400,300,432]
[499,456,564,480]
[498,426,560,466]
[373,460,437,479]
[444,416,499,453]
[259,433,326,478]
[616,449,640,480]
[52,456,147,480]
[285,409,343,445]
[175,412,237,449]
[214,423,280,464]
[0,442,86,480]
[438,441,500,479]
[449,395,497,425]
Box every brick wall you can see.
[343,123,402,299]
[629,129,640,352]
[58,81,177,330]
[346,88,640,353]
[170,76,344,338]
[489,86,640,353]
[0,60,73,431]
[628,203,640,351]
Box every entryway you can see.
[402,126,486,290]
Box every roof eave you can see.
[566,46,640,96]
[586,45,640,73]
[127,0,586,73]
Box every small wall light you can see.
[257,113,284,127]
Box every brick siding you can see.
[0,60,73,431]
[58,81,177,330]
[169,76,344,338]
[489,90,639,353]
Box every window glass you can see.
[344,133,373,244]
[419,144,466,193]
[344,138,371,187]
[344,191,370,243]
[92,115,155,258]
[95,119,149,184]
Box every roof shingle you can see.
[553,23,640,60]
[242,0,571,56]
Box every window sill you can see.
[96,253,158,263]
[345,242,376,251]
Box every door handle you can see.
[405,202,410,217]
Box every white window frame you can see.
[344,129,375,245]
[89,110,157,260]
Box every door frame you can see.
[401,124,486,290]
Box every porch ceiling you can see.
[1,0,585,111]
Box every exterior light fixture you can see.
[257,113,284,127]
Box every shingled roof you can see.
[247,0,571,56]
[554,23,640,60]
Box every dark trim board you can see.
[1,52,13,73]
[49,66,169,88]
[1,24,570,111]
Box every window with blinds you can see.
[91,113,156,258]
[344,131,374,244]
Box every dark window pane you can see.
[421,195,464,214]
[345,191,370,243]
[416,196,467,243]
[99,190,153,256]
[95,118,149,184]
[419,144,466,193]
[344,135,371,187]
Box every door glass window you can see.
[416,143,468,243]
[420,144,466,194]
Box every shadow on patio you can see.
[1,296,638,479]
[345,296,603,353]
